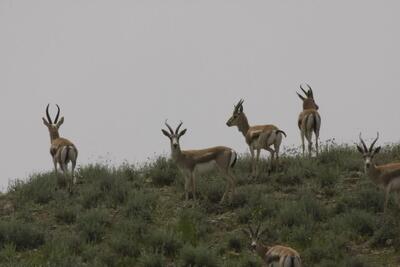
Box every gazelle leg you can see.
[255,149,261,176]
[250,148,256,177]
[306,132,313,157]
[184,174,190,201]
[315,135,319,156]
[301,131,305,157]
[72,159,77,184]
[265,147,275,172]
[228,171,236,200]
[384,184,392,213]
[53,157,58,173]
[191,172,196,201]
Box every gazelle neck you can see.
[49,129,60,143]
[366,163,382,184]
[256,242,269,259]
[237,114,250,137]
[171,145,183,162]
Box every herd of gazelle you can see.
[41,84,400,267]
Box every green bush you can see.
[124,190,157,222]
[77,209,109,243]
[138,253,165,267]
[335,186,384,214]
[176,208,209,245]
[9,173,57,205]
[0,220,44,251]
[227,234,243,253]
[147,156,179,187]
[148,230,182,257]
[55,206,77,224]
[237,253,263,267]
[179,244,219,267]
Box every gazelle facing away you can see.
[162,121,237,204]
[226,99,286,177]
[357,133,400,212]
[42,104,78,182]
[297,84,321,157]
[243,224,301,267]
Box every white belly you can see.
[194,160,217,173]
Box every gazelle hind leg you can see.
[191,172,196,201]
[384,184,392,213]
[300,130,305,157]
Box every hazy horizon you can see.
[1,0,400,191]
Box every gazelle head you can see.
[242,223,267,251]
[162,120,187,151]
[226,99,246,127]
[42,104,64,140]
[297,84,319,110]
[357,133,381,171]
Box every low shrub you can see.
[124,190,157,222]
[77,209,109,243]
[0,220,45,251]
[179,244,219,267]
[147,156,179,187]
[148,230,182,257]
[55,206,77,224]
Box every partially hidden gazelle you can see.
[42,104,78,183]
[297,84,321,157]
[226,99,286,177]
[243,224,302,267]
[162,121,237,204]
[357,133,400,212]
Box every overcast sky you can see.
[1,0,399,191]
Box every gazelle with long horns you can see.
[297,84,321,157]
[243,224,302,267]
[357,133,400,212]
[226,99,286,177]
[162,121,237,204]
[42,104,78,182]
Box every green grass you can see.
[1,144,400,266]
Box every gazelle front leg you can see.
[384,184,392,213]
[52,157,58,173]
[300,131,306,157]
[219,169,233,204]
[184,173,190,201]
[191,172,197,201]
[250,148,256,177]
[255,149,261,176]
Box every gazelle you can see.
[162,121,237,204]
[226,99,286,177]
[357,133,400,212]
[297,84,321,157]
[42,104,78,183]
[243,224,302,267]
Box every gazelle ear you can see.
[42,117,50,127]
[161,129,171,138]
[178,129,187,137]
[56,117,64,128]
[356,145,364,154]
[297,92,305,101]
[374,146,381,155]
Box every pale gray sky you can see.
[1,0,400,190]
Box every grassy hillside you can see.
[1,142,400,266]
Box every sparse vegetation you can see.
[1,144,400,266]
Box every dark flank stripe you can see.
[230,151,237,168]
